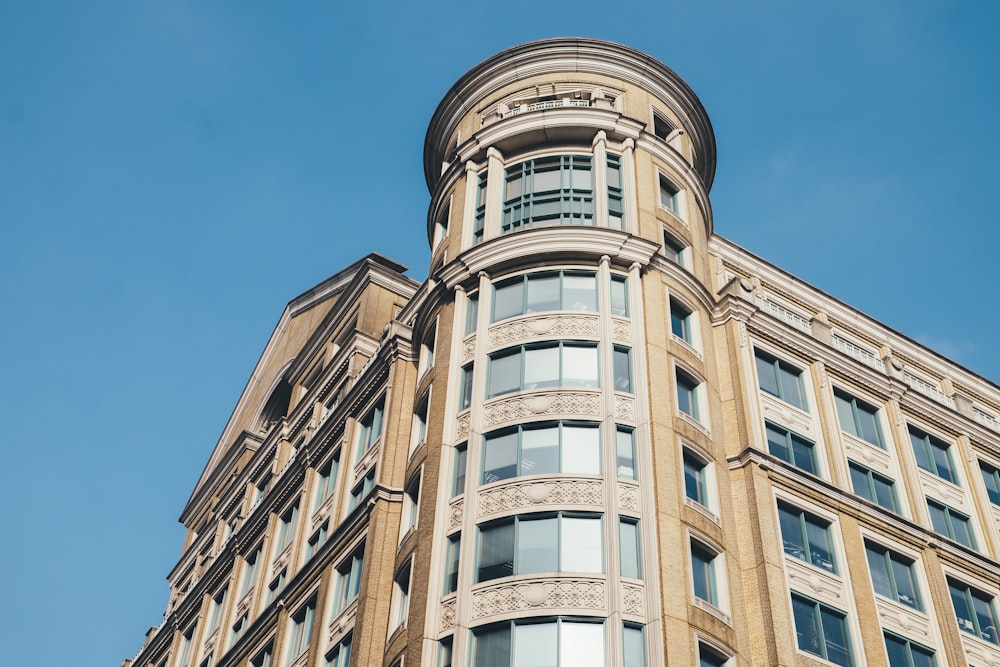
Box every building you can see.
[123,38,1000,667]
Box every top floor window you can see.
[473,173,487,245]
[908,427,955,484]
[835,390,884,448]
[755,350,807,411]
[503,155,593,232]
[607,153,624,230]
[493,272,597,322]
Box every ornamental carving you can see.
[618,483,639,512]
[449,498,464,530]
[611,318,631,343]
[272,544,292,577]
[842,437,891,474]
[456,412,471,440]
[354,441,380,478]
[471,578,605,620]
[961,633,1000,667]
[482,392,602,428]
[462,336,477,363]
[478,479,603,516]
[440,597,457,631]
[785,559,844,607]
[614,396,635,422]
[622,583,644,616]
[488,315,600,349]
[875,598,931,639]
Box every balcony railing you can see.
[501,98,592,118]
[754,296,813,334]
[904,373,954,407]
[832,335,886,371]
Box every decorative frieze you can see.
[611,317,631,344]
[456,412,471,440]
[482,391,602,428]
[618,481,639,513]
[621,583,644,616]
[328,600,358,644]
[470,577,606,621]
[449,497,464,530]
[354,441,380,478]
[842,435,892,475]
[961,633,1000,667]
[614,395,636,422]
[440,596,457,631]
[874,598,932,640]
[478,478,603,517]
[785,558,845,608]
[462,335,477,363]
[488,314,600,349]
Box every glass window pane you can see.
[766,425,790,464]
[691,545,713,603]
[478,522,514,582]
[563,274,597,312]
[950,584,974,634]
[883,635,909,667]
[950,514,973,548]
[617,429,636,479]
[835,394,857,437]
[521,426,560,476]
[779,507,805,561]
[779,365,804,409]
[534,164,561,192]
[614,348,632,392]
[910,431,932,471]
[569,162,593,190]
[972,593,998,644]
[792,597,821,656]
[561,425,600,474]
[493,281,524,322]
[910,645,935,667]
[475,625,511,667]
[866,548,892,599]
[506,172,523,200]
[564,346,599,387]
[518,518,558,574]
[849,464,872,502]
[513,623,557,667]
[820,607,850,667]
[756,354,780,397]
[928,502,949,536]
[524,346,560,389]
[610,277,628,317]
[526,275,560,312]
[873,475,897,512]
[483,432,518,484]
[619,521,640,579]
[622,626,644,667]
[890,557,919,609]
[791,436,815,474]
[981,464,1000,505]
[560,622,604,667]
[489,352,521,397]
[931,441,954,482]
[806,519,834,572]
[561,518,602,573]
[857,404,882,446]
[684,454,704,504]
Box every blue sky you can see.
[1,1,997,665]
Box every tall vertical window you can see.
[305,521,329,560]
[614,346,633,393]
[690,541,719,607]
[356,399,385,460]
[348,468,376,510]
[239,544,262,597]
[390,560,411,631]
[274,501,299,553]
[452,444,467,497]
[765,422,816,475]
[418,323,436,375]
[438,637,452,667]
[662,231,687,266]
[607,153,624,229]
[658,175,679,214]
[266,569,286,604]
[178,623,197,667]
[411,397,428,452]
[465,294,479,335]
[206,585,228,635]
[948,579,999,644]
[908,427,955,483]
[250,642,273,667]
[459,365,473,411]
[778,503,836,573]
[434,203,450,247]
[336,546,365,612]
[472,619,604,667]
[616,427,636,479]
[286,597,316,662]
[791,594,853,666]
[670,299,693,344]
[473,172,487,244]
[610,275,628,316]
[477,514,603,582]
[981,461,1000,505]
[676,369,701,421]
[926,499,975,548]
[444,534,461,594]
[684,450,709,508]
[883,633,936,667]
[313,454,339,512]
[325,634,351,667]
[400,473,421,537]
[865,542,921,610]
[834,390,884,448]
[229,613,248,650]
[619,518,642,579]
[502,155,594,232]
[482,422,600,484]
[622,624,645,667]
[755,350,807,410]
[492,271,597,322]
[848,462,897,512]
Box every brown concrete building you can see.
[124,38,1000,667]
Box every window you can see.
[452,444,467,497]
[698,643,730,667]
[472,619,604,667]
[274,501,299,553]
[662,231,687,266]
[765,422,816,474]
[927,499,975,548]
[676,368,701,421]
[178,623,197,667]
[465,294,479,335]
[909,427,955,483]
[313,454,339,512]
[778,502,836,573]
[834,390,884,448]
[982,461,1000,505]
[305,521,329,560]
[848,462,897,512]
[482,422,600,484]
[755,350,807,410]
[616,427,636,479]
[206,585,228,635]
[488,343,598,397]
[670,299,693,344]
[356,399,385,460]
[336,545,365,611]
[658,175,679,214]
[228,613,248,649]
[607,153,624,230]
[473,172,487,244]
[619,518,642,579]
[690,540,720,606]
[883,633,936,667]
[390,560,411,631]
[684,450,709,507]
[324,634,351,667]
[444,534,461,594]
[266,569,286,605]
[400,473,421,537]
[434,203,450,247]
[622,624,645,667]
[348,468,376,510]
[791,594,853,666]
[286,597,316,662]
[251,471,272,507]
[948,579,999,644]
[610,275,629,317]
[865,542,921,610]
[438,638,453,667]
[652,111,674,141]
[614,346,632,393]
[502,155,594,232]
[250,642,273,667]
[239,544,262,596]
[459,364,474,411]
[411,397,428,452]
[418,323,437,375]
[492,271,598,322]
[477,513,603,582]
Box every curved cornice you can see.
[424,38,716,194]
